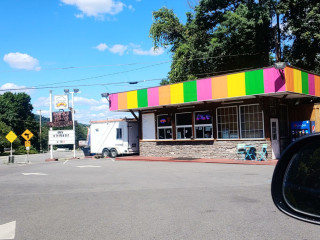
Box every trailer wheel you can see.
[102,149,110,158]
[110,149,118,158]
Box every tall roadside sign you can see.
[5,131,17,163]
[21,129,33,163]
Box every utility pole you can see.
[49,90,53,159]
[71,91,76,158]
[38,109,42,153]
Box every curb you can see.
[115,156,278,166]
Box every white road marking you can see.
[0,221,16,240]
[22,173,48,176]
[76,165,101,168]
[63,160,69,165]
[111,158,115,162]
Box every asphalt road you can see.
[0,157,319,240]
[0,150,84,164]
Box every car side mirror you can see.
[271,133,320,224]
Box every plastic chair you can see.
[237,144,246,160]
[246,146,256,160]
[257,144,268,161]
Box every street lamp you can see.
[64,89,79,158]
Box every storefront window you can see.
[216,106,238,139]
[195,111,213,138]
[157,114,172,139]
[176,113,193,139]
[240,104,264,138]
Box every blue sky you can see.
[0,0,191,123]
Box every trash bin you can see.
[8,156,14,163]
[82,147,91,156]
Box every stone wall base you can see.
[139,140,272,160]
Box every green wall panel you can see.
[183,81,197,102]
[137,89,148,108]
[301,71,309,94]
[245,69,264,95]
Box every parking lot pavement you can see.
[0,158,319,240]
[0,150,85,165]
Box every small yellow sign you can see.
[6,131,17,143]
[21,129,34,141]
[25,141,31,147]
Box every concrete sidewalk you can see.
[116,155,278,166]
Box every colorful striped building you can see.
[108,66,320,160]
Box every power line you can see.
[0,52,266,75]
[33,62,170,88]
[0,65,260,92]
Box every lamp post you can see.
[49,90,53,159]
[64,89,79,158]
[37,109,42,153]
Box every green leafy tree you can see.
[150,0,320,83]
[0,121,22,153]
[279,0,320,73]
[150,1,273,83]
[0,92,39,151]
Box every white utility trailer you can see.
[89,118,139,158]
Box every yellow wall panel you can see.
[127,90,138,109]
[170,83,184,104]
[293,69,302,93]
[227,73,246,97]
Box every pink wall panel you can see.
[109,93,118,111]
[263,68,285,93]
[197,78,212,101]
[148,87,159,107]
[308,74,315,95]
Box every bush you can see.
[15,146,38,155]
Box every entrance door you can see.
[270,118,280,159]
[128,122,139,153]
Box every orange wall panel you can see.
[159,85,171,105]
[212,76,228,99]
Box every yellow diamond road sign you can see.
[6,131,17,143]
[21,129,34,141]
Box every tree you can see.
[0,92,34,134]
[0,92,39,151]
[280,0,320,73]
[150,0,320,83]
[0,121,22,153]
[150,1,273,83]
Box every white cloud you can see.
[75,13,84,18]
[94,43,128,55]
[33,97,50,108]
[0,83,35,94]
[108,44,128,56]
[3,52,41,71]
[90,104,108,111]
[99,97,109,104]
[60,0,125,18]
[128,5,135,11]
[133,47,164,56]
[74,96,99,105]
[95,43,108,51]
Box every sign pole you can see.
[72,91,76,158]
[10,142,12,161]
[49,90,53,159]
